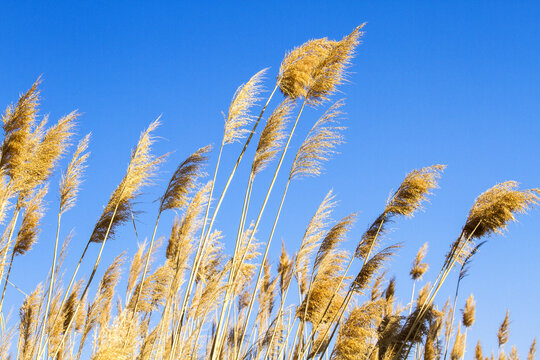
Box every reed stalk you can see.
[171,85,278,357]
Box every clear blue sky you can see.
[1,0,539,356]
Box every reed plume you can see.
[24,110,77,191]
[410,242,429,281]
[59,133,90,214]
[278,38,336,99]
[289,100,345,180]
[0,325,13,360]
[252,99,292,175]
[510,346,519,360]
[0,26,538,360]
[90,119,164,243]
[331,300,384,360]
[18,284,42,360]
[475,340,484,360]
[160,145,211,212]
[129,263,173,314]
[298,249,348,325]
[92,311,141,360]
[462,294,475,328]
[75,255,124,358]
[277,243,293,298]
[450,326,466,360]
[127,241,147,300]
[223,69,267,145]
[314,213,356,270]
[352,244,400,293]
[529,338,536,360]
[498,310,510,348]
[295,190,336,294]
[13,185,47,255]
[307,25,365,104]
[424,315,443,360]
[0,78,40,179]
[463,181,540,240]
[371,271,386,301]
[167,182,211,265]
[356,164,445,260]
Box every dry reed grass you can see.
[0,25,537,360]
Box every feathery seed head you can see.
[355,165,444,259]
[223,68,267,144]
[371,271,386,301]
[289,100,345,180]
[498,310,510,347]
[307,25,365,104]
[510,346,519,360]
[385,277,396,300]
[385,165,445,218]
[127,240,147,297]
[332,300,385,359]
[13,185,48,256]
[278,38,336,99]
[528,338,536,360]
[295,190,336,294]
[450,326,466,360]
[462,294,476,328]
[277,242,293,296]
[314,213,356,270]
[410,242,429,280]
[463,181,540,240]
[1,78,41,178]
[352,244,400,293]
[167,182,211,267]
[475,340,484,360]
[416,282,431,308]
[252,99,292,175]
[90,119,164,243]
[160,145,211,212]
[60,133,90,214]
[18,284,42,360]
[297,250,348,324]
[196,229,224,284]
[25,110,78,190]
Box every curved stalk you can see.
[36,212,62,357]
[263,264,294,359]
[171,85,278,359]
[0,208,21,314]
[210,98,307,360]
[129,211,162,314]
[299,218,385,359]
[442,274,461,360]
[409,280,417,315]
[37,237,92,359]
[399,223,482,360]
[50,202,122,359]
[236,178,291,359]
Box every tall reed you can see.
[0,25,538,360]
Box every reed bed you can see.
[0,25,538,360]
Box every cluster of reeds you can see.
[0,25,538,360]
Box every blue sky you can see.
[1,0,539,356]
